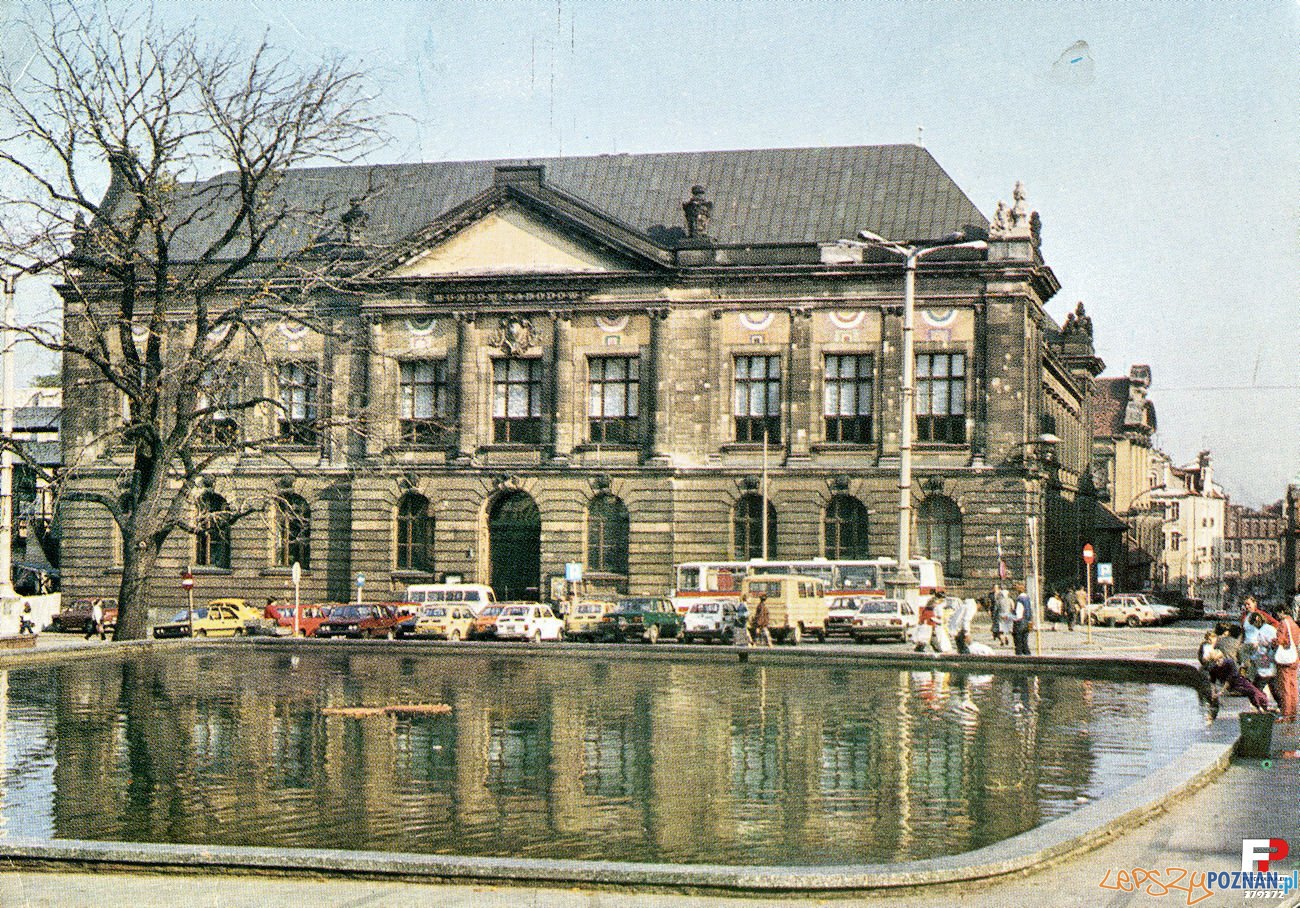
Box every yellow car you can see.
[564,600,612,641]
[398,605,476,641]
[153,599,261,638]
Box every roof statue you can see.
[682,185,713,239]
[1062,301,1093,338]
[988,181,1037,241]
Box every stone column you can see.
[549,311,574,460]
[645,308,670,461]
[786,306,813,461]
[456,313,481,456]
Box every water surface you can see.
[0,650,1209,864]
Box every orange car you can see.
[469,604,506,640]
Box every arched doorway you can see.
[489,491,541,601]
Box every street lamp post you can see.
[855,230,988,598]
[0,273,15,604]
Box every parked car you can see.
[469,604,506,640]
[596,597,681,643]
[494,604,564,642]
[849,598,916,643]
[398,604,476,640]
[825,595,871,638]
[246,602,331,637]
[1177,597,1207,620]
[564,600,612,641]
[315,604,409,639]
[682,599,739,643]
[740,574,829,644]
[51,597,118,633]
[152,599,260,638]
[1083,596,1158,627]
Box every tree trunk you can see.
[115,536,161,640]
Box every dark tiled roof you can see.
[1092,378,1131,438]
[163,145,988,262]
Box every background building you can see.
[1223,501,1285,606]
[59,145,1107,607]
[1150,451,1226,608]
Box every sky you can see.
[4,0,1297,505]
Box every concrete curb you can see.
[0,638,1233,895]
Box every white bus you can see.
[670,558,944,613]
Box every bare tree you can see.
[0,4,384,637]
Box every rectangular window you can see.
[915,352,966,444]
[492,358,543,444]
[276,362,318,445]
[399,360,450,445]
[588,356,639,444]
[196,366,239,447]
[733,355,781,443]
[823,354,873,443]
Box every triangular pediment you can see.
[389,202,637,277]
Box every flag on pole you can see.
[996,530,1008,581]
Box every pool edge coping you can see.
[0,639,1236,895]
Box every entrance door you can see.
[489,491,541,601]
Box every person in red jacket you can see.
[1247,601,1298,720]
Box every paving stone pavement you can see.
[4,619,1295,907]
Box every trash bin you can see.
[1238,712,1275,758]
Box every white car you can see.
[494,604,564,642]
[851,598,917,642]
[1083,596,1158,627]
[825,595,871,638]
[682,600,739,643]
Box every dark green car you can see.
[596,597,681,644]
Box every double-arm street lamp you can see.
[853,229,988,596]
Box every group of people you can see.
[1198,596,1299,718]
[732,595,772,647]
[985,583,1039,654]
[912,593,982,655]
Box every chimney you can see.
[494,164,545,188]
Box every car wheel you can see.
[789,624,801,646]
[195,629,207,637]
[450,630,461,642]
[645,624,660,644]
[385,628,396,641]
[296,628,307,637]
[1126,615,1141,628]
[1105,618,1116,627]
[531,629,542,644]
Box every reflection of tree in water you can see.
[1,652,1199,864]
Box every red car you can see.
[51,597,118,633]
[314,603,412,639]
[253,603,331,637]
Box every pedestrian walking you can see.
[1074,586,1089,630]
[85,599,105,641]
[19,602,34,636]
[1063,587,1078,631]
[949,597,976,654]
[1248,612,1277,699]
[914,598,940,652]
[996,586,1014,646]
[1248,601,1298,720]
[734,599,752,646]
[1010,583,1032,655]
[752,594,772,647]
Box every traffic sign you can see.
[356,573,365,587]
[564,562,583,582]
[181,572,194,591]
[1096,562,1113,584]
[1082,544,1095,565]
[291,562,301,585]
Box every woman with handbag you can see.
[1248,601,1298,720]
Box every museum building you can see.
[59,145,1105,606]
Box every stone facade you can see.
[1224,501,1285,604]
[58,147,1106,607]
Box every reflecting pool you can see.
[0,650,1209,865]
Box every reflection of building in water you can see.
[15,653,1199,864]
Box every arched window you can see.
[275,493,311,568]
[396,493,434,572]
[195,492,232,570]
[917,496,962,579]
[824,495,870,560]
[733,494,777,561]
[587,494,629,575]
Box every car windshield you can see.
[502,606,529,616]
[331,607,364,620]
[830,598,858,611]
[168,608,206,622]
[690,602,720,613]
[615,599,656,613]
[860,600,899,614]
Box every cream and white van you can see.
[740,574,829,645]
[404,583,496,616]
